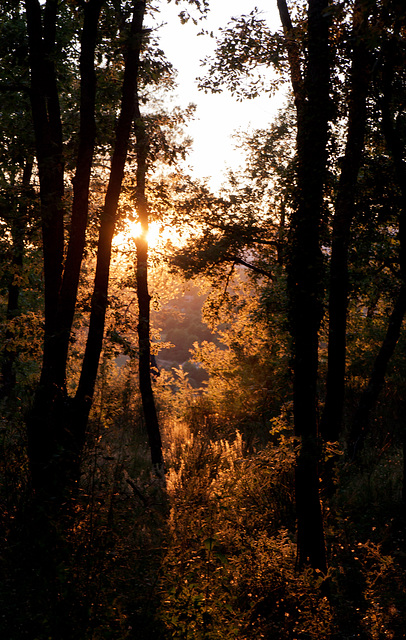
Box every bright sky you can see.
[156,0,286,192]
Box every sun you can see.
[113,219,161,249]
[113,218,184,251]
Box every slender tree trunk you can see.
[320,0,371,443]
[73,0,147,480]
[380,34,406,499]
[276,0,305,115]
[134,105,164,471]
[278,0,330,572]
[21,3,70,618]
[348,284,406,459]
[349,37,406,460]
[52,0,103,389]
[25,0,66,498]
[25,0,65,372]
[381,39,406,285]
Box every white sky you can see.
[155,0,286,191]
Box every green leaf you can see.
[204,536,216,551]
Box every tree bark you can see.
[26,0,146,501]
[74,0,147,477]
[53,0,103,390]
[276,0,305,115]
[348,284,406,459]
[278,0,330,572]
[25,0,66,498]
[348,34,406,460]
[380,34,406,502]
[25,0,65,370]
[320,0,371,443]
[134,104,165,472]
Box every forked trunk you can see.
[25,0,146,503]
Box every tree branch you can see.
[277,0,305,114]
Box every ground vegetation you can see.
[1,0,406,638]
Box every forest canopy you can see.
[1,1,406,639]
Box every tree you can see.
[0,159,35,399]
[278,0,330,572]
[348,3,406,459]
[21,0,167,506]
[320,0,372,444]
[180,0,406,571]
[177,0,331,571]
[134,98,165,471]
[0,3,38,401]
[0,2,184,634]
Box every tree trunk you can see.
[73,0,147,484]
[25,0,67,499]
[279,0,330,572]
[348,284,406,459]
[52,0,103,390]
[25,0,65,379]
[25,0,146,502]
[320,0,371,443]
[134,103,164,471]
[348,36,406,459]
[380,34,406,497]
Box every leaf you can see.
[204,536,216,552]
[214,551,228,565]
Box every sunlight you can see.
[113,218,185,251]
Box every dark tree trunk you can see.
[52,0,103,390]
[276,0,305,116]
[134,105,164,472]
[380,34,406,499]
[25,0,65,367]
[320,1,371,443]
[348,284,406,459]
[25,0,67,499]
[348,37,406,460]
[278,0,330,572]
[25,0,146,502]
[73,0,147,484]
[381,39,406,285]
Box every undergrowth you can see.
[1,363,406,639]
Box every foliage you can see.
[187,273,290,443]
[1,0,406,638]
[160,423,299,640]
[197,8,288,99]
[2,335,406,639]
[169,104,296,285]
